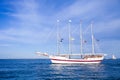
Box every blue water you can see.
[0,59,120,80]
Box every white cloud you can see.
[94,18,120,34]
[0,0,56,45]
[1,0,119,44]
[55,0,106,21]
[0,0,120,58]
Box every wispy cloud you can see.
[1,0,120,43]
[0,0,120,58]
[55,0,105,20]
[0,0,57,45]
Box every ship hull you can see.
[49,56,104,64]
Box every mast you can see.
[69,20,72,54]
[91,22,95,54]
[57,20,60,55]
[80,21,83,54]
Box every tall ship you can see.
[36,20,105,64]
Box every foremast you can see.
[80,21,83,54]
[57,20,60,55]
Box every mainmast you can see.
[91,22,95,54]
[57,20,60,55]
[69,20,72,54]
[80,21,83,54]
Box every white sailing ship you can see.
[36,20,105,64]
[112,54,116,59]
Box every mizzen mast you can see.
[68,20,72,54]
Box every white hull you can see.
[112,55,116,59]
[49,56,104,64]
[36,52,105,64]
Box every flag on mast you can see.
[60,38,64,42]
[70,37,75,41]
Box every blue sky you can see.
[0,0,120,59]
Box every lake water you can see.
[0,59,120,80]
